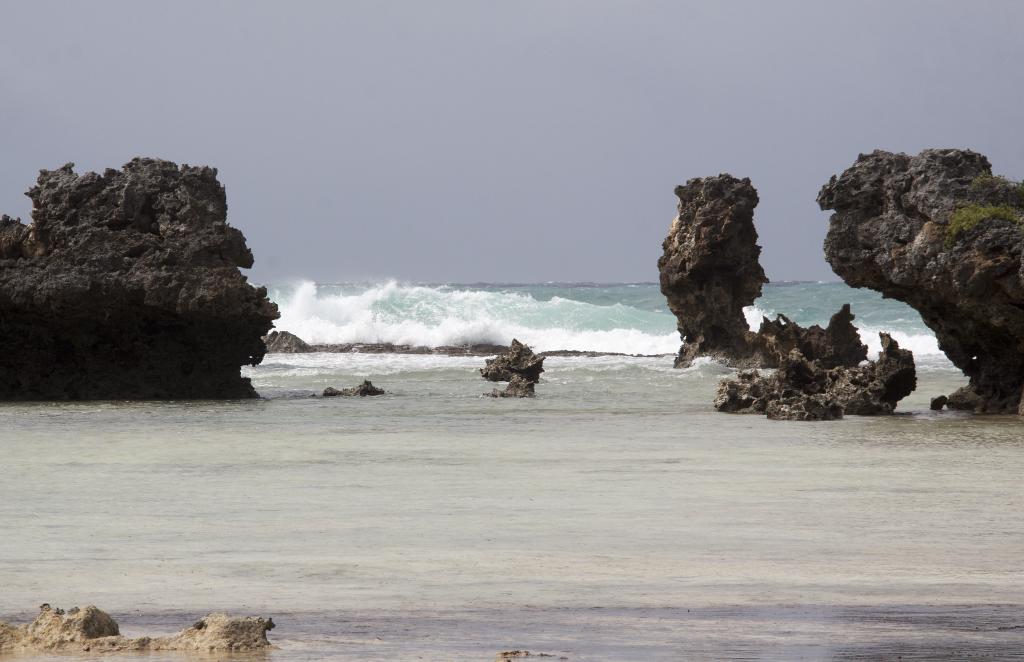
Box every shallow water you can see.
[2,283,1023,659]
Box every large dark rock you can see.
[819,149,1024,413]
[714,334,916,420]
[658,174,766,366]
[658,174,868,369]
[0,159,278,399]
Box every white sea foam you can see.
[859,327,942,357]
[744,304,774,330]
[269,281,945,359]
[271,281,680,355]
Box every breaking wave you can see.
[266,280,944,358]
[269,281,681,355]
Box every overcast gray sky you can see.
[2,1,1021,284]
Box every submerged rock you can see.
[945,385,985,411]
[322,380,385,397]
[481,339,543,397]
[496,651,564,660]
[819,148,1024,413]
[0,605,273,653]
[714,334,916,420]
[487,374,536,398]
[0,159,278,400]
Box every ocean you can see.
[1,282,1022,660]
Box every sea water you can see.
[1,282,1021,660]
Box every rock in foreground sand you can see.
[0,604,274,653]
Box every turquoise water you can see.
[1,282,1021,660]
[267,281,940,359]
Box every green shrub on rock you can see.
[945,204,1021,247]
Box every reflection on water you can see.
[1,354,1021,660]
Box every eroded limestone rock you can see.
[0,159,278,399]
[819,148,1024,413]
[481,339,545,383]
[482,339,544,397]
[657,174,766,366]
[0,605,273,653]
[658,175,868,370]
[714,334,916,420]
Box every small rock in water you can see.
[481,340,543,397]
[322,380,385,397]
[930,395,949,411]
[264,330,312,353]
[481,339,545,383]
[496,651,562,661]
[945,386,984,411]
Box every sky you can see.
[1,1,1022,284]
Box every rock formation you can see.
[323,380,385,397]
[715,333,916,420]
[819,149,1024,413]
[482,339,544,397]
[747,303,868,369]
[0,604,274,653]
[264,330,312,353]
[658,174,868,369]
[0,159,278,399]
[658,174,766,366]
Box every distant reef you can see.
[820,149,1024,414]
[0,158,278,399]
[262,331,668,358]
